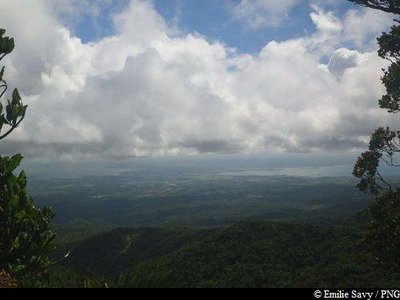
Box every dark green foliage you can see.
[0,28,55,286]
[365,191,400,269]
[378,24,400,113]
[353,129,398,194]
[64,227,207,279]
[50,220,400,288]
[0,154,55,282]
[378,24,400,61]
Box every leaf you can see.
[11,236,20,250]
[12,105,20,119]
[0,29,5,38]
[12,265,25,274]
[7,38,15,53]
[6,100,13,123]
[6,153,23,174]
[0,114,8,132]
[18,170,27,187]
[3,37,14,54]
[12,89,21,104]
[0,38,6,53]
[0,36,14,55]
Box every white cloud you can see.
[327,48,361,76]
[0,0,396,160]
[343,7,394,49]
[302,5,393,58]
[233,0,298,29]
[310,4,342,34]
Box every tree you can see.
[364,191,400,268]
[348,0,400,14]
[0,29,55,287]
[352,4,400,195]
[350,1,400,268]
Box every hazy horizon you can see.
[20,151,393,179]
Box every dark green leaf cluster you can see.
[378,24,400,113]
[353,127,400,194]
[0,29,14,58]
[0,32,27,141]
[0,28,55,287]
[365,192,400,268]
[378,24,400,61]
[353,150,382,194]
[0,154,56,283]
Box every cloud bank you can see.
[0,0,396,160]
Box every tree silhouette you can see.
[348,0,400,14]
[349,1,400,268]
[0,29,55,287]
[352,4,400,195]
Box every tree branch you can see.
[0,81,7,99]
[377,170,393,192]
[349,0,400,14]
[46,251,71,269]
[0,113,25,141]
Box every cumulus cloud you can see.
[342,7,394,49]
[327,48,361,76]
[305,5,393,56]
[0,0,396,160]
[233,0,298,29]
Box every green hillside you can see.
[48,216,400,288]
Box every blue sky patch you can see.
[69,0,357,54]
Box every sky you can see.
[0,0,397,161]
